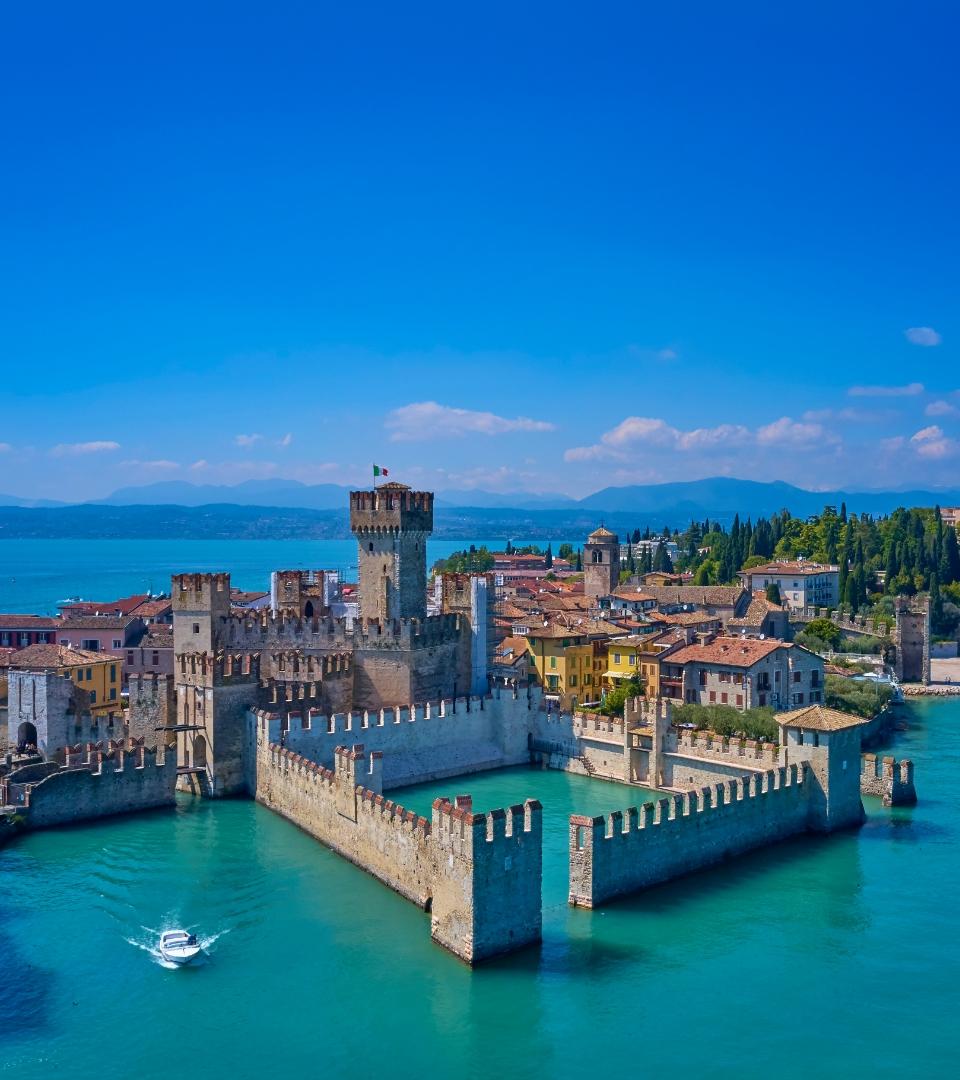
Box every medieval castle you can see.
[1,483,916,965]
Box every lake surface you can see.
[1,699,955,1078]
[0,538,574,615]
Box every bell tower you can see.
[584,526,620,600]
[350,483,433,622]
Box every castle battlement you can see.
[127,672,174,696]
[674,729,779,766]
[353,614,461,650]
[260,693,492,737]
[861,753,917,806]
[172,572,231,611]
[220,613,351,649]
[569,764,809,907]
[62,738,167,772]
[349,486,434,532]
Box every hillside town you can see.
[2,503,955,752]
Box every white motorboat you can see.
[159,930,202,965]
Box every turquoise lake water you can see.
[1,699,956,1078]
[0,538,575,615]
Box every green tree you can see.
[765,582,782,604]
[805,618,841,648]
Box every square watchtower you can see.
[350,484,433,622]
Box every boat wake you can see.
[125,924,230,969]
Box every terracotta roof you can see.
[667,637,785,668]
[728,595,786,627]
[131,598,173,617]
[744,561,839,577]
[642,586,746,608]
[612,589,658,603]
[0,614,59,629]
[59,615,140,631]
[60,594,150,616]
[8,644,112,669]
[777,705,864,731]
[657,611,722,627]
[587,526,618,541]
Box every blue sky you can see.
[1,1,957,500]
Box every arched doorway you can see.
[17,721,38,751]
[193,735,208,769]
[304,600,314,618]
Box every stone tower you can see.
[350,484,433,622]
[779,707,865,832]
[894,595,931,685]
[172,572,259,796]
[584,526,619,600]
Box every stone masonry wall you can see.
[251,726,542,964]
[8,742,176,829]
[569,765,810,907]
[251,688,535,790]
[860,753,917,806]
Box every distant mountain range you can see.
[0,477,957,540]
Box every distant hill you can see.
[0,477,957,538]
[0,492,66,509]
[97,479,350,510]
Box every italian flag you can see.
[373,464,389,477]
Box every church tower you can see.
[350,483,433,622]
[584,526,620,600]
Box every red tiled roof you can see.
[8,644,112,669]
[0,614,59,629]
[743,561,839,577]
[60,594,150,616]
[667,636,785,668]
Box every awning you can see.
[602,670,630,679]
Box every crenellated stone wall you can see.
[0,739,176,829]
[250,727,542,964]
[861,753,917,806]
[248,687,536,790]
[568,765,810,907]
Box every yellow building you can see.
[9,644,123,718]
[524,626,598,710]
[603,632,686,698]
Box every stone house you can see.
[661,636,824,711]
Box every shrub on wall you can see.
[825,674,893,718]
[672,703,779,742]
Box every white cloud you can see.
[802,406,885,423]
[911,425,943,443]
[564,414,828,463]
[910,425,955,459]
[50,441,120,457]
[0,443,11,452]
[189,459,209,471]
[925,400,959,417]
[234,433,263,447]
[277,433,293,447]
[905,326,942,347]
[848,382,924,398]
[119,459,180,470]
[386,402,555,442]
[756,417,829,446]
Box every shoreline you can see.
[902,684,960,697]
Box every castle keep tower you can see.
[584,526,619,601]
[350,484,433,622]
